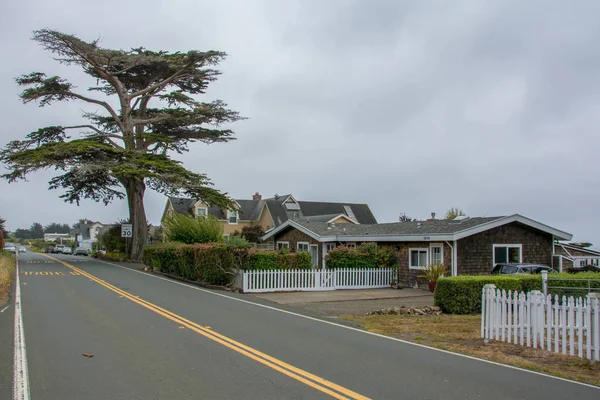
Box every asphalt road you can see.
[5,251,599,399]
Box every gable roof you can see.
[261,214,572,242]
[166,195,377,227]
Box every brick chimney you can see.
[252,192,262,201]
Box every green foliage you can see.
[43,222,70,233]
[547,272,600,299]
[419,263,447,282]
[97,223,127,253]
[0,216,7,238]
[434,275,541,314]
[225,235,251,249]
[163,213,224,244]
[14,222,44,239]
[96,251,130,262]
[240,225,265,243]
[248,250,312,270]
[142,242,247,285]
[325,243,396,269]
[445,207,465,220]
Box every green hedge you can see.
[142,243,313,286]
[325,243,396,269]
[248,250,312,270]
[435,272,600,314]
[434,275,542,315]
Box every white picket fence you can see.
[242,268,395,293]
[481,284,600,361]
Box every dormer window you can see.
[227,210,238,224]
[196,208,208,218]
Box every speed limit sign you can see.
[121,224,133,238]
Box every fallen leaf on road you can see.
[82,353,94,358]
[205,326,211,329]
[178,326,185,329]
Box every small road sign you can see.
[121,224,133,238]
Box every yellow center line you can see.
[41,254,370,400]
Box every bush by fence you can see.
[325,243,396,269]
[142,243,312,285]
[435,275,542,314]
[435,272,600,314]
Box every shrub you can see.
[98,223,127,253]
[547,272,600,299]
[434,275,541,314]
[142,242,247,285]
[240,225,265,243]
[0,252,15,294]
[325,243,396,269]
[225,235,251,249]
[248,249,312,270]
[419,263,447,283]
[163,214,224,244]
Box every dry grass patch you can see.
[347,314,600,386]
[0,252,16,305]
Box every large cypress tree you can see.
[0,30,243,261]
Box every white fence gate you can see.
[481,284,600,362]
[242,268,395,293]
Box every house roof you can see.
[556,242,600,256]
[166,195,377,226]
[261,214,573,242]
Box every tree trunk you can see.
[124,178,147,262]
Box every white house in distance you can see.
[43,233,72,242]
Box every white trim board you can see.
[93,258,600,391]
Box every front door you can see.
[310,245,319,269]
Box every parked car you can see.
[566,265,600,273]
[53,244,65,254]
[44,246,55,253]
[3,244,17,254]
[73,247,90,256]
[18,246,27,253]
[491,263,556,275]
[61,246,72,255]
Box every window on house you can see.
[409,248,428,269]
[297,242,309,252]
[227,210,238,224]
[197,208,207,218]
[430,245,443,265]
[493,244,522,265]
[345,242,356,248]
[277,241,289,250]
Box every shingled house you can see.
[161,193,377,238]
[260,214,573,285]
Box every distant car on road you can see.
[18,246,27,253]
[3,244,17,254]
[73,247,90,256]
[491,263,556,275]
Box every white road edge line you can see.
[13,254,31,400]
[1,305,10,313]
[93,259,599,390]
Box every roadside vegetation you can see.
[0,252,16,304]
[347,313,600,386]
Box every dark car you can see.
[44,246,55,253]
[491,263,556,275]
[566,265,600,273]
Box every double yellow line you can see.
[41,255,370,400]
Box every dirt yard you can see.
[347,313,600,386]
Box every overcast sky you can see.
[1,0,599,244]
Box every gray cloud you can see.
[0,0,599,246]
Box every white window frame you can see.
[409,248,429,270]
[429,243,444,265]
[297,242,310,252]
[493,244,522,265]
[227,210,238,224]
[277,241,289,250]
[196,207,208,218]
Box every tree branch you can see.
[130,66,189,98]
[68,93,125,131]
